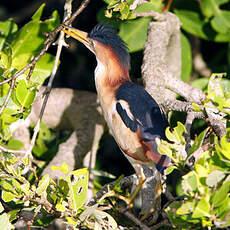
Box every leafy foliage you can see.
[158,74,230,229]
[0,153,118,229]
[0,4,59,141]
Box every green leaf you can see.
[175,9,230,42]
[36,174,50,196]
[66,168,89,212]
[119,17,150,52]
[51,162,69,175]
[66,216,78,226]
[11,7,59,69]
[166,122,186,144]
[15,80,36,108]
[211,10,230,34]
[7,138,24,150]
[211,181,230,208]
[192,78,209,91]
[182,171,198,194]
[200,0,229,18]
[135,0,162,13]
[32,4,45,22]
[175,9,210,40]
[166,165,176,175]
[0,78,10,97]
[1,46,12,69]
[2,191,15,202]
[206,170,226,187]
[200,0,230,33]
[192,197,211,218]
[188,128,209,156]
[217,135,230,160]
[176,201,195,215]
[0,19,18,51]
[55,203,66,211]
[30,53,56,84]
[192,102,202,112]
[180,33,192,82]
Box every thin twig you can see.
[26,0,76,156]
[0,0,90,155]
[0,29,60,115]
[0,77,12,86]
[64,0,90,25]
[0,144,26,155]
[164,0,173,12]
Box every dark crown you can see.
[88,24,130,69]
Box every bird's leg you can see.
[139,165,162,224]
[128,164,146,207]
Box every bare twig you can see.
[164,0,173,12]
[0,77,12,86]
[64,0,90,25]
[0,144,26,156]
[0,0,90,116]
[0,29,60,115]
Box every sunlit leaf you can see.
[36,174,50,196]
[15,80,36,108]
[7,138,23,150]
[11,5,59,69]
[182,171,198,194]
[66,168,89,212]
[192,197,211,218]
[51,161,69,175]
[211,181,230,208]
[176,201,195,215]
[206,170,226,187]
[2,191,15,202]
[188,128,209,157]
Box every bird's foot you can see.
[127,177,146,208]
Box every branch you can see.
[26,0,90,157]
[0,144,26,156]
[0,0,90,115]
[64,0,90,25]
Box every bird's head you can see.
[62,24,130,72]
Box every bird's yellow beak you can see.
[62,25,91,47]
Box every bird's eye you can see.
[90,40,95,48]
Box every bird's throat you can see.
[94,58,130,91]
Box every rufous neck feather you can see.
[94,45,130,89]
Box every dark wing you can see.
[115,82,170,174]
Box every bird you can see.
[62,24,171,204]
